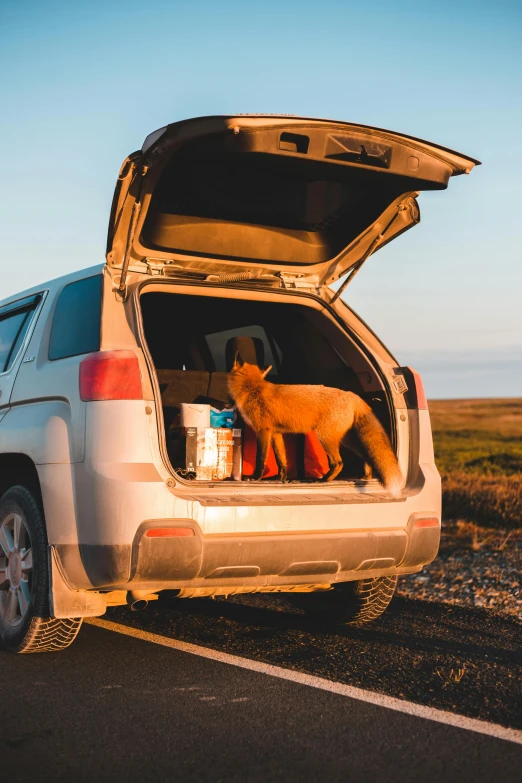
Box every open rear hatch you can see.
[106,114,479,290]
[110,115,478,491]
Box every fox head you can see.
[228,355,272,398]
[231,353,272,378]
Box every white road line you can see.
[86,617,522,746]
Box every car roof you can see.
[0,264,105,311]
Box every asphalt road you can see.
[116,591,522,728]
[4,596,522,783]
[3,596,522,782]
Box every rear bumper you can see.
[55,512,440,591]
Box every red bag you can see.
[241,426,329,479]
[303,430,330,479]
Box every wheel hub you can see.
[0,512,33,627]
[8,552,22,587]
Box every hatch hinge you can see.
[146,259,166,276]
[276,272,313,290]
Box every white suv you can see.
[0,115,479,652]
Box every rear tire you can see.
[0,486,82,653]
[301,575,398,625]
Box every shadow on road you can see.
[153,592,522,663]
[108,593,522,729]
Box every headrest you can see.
[225,336,265,370]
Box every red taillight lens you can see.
[406,367,428,410]
[413,517,439,528]
[79,350,143,401]
[145,527,195,538]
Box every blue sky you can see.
[1,0,520,398]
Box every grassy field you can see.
[429,399,522,528]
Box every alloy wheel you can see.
[0,513,33,627]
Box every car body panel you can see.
[3,264,441,615]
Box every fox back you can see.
[228,362,359,435]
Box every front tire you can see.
[301,576,398,625]
[0,486,82,653]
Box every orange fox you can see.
[228,358,402,494]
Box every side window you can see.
[0,295,41,373]
[49,275,103,361]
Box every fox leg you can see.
[363,462,373,479]
[253,429,272,480]
[271,433,288,482]
[316,435,343,482]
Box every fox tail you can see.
[352,408,403,497]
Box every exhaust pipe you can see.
[126,590,150,612]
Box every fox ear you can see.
[261,365,272,378]
[233,351,244,368]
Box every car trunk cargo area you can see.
[139,286,395,486]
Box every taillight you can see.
[413,517,439,528]
[402,366,428,410]
[145,527,195,537]
[79,350,143,401]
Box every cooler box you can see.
[169,427,242,480]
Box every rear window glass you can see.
[150,155,356,233]
[49,275,102,361]
[140,136,396,266]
